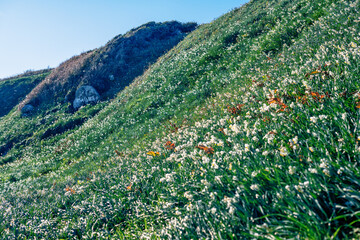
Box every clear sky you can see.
[0,0,248,79]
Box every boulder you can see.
[21,104,34,116]
[73,85,100,109]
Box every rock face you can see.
[21,104,34,116]
[19,21,197,112]
[73,85,100,109]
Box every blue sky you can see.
[0,0,247,79]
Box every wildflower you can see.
[211,160,219,169]
[186,203,193,211]
[319,115,328,121]
[215,175,222,184]
[229,124,241,134]
[160,173,174,182]
[244,144,250,152]
[210,207,217,214]
[308,168,318,174]
[202,156,210,164]
[295,185,303,193]
[229,206,235,215]
[147,151,160,157]
[319,159,328,169]
[262,151,269,156]
[279,146,289,157]
[288,166,296,175]
[350,42,357,48]
[341,113,347,120]
[175,207,181,215]
[310,116,318,123]
[309,147,314,152]
[251,171,259,177]
[337,167,344,175]
[323,168,330,176]
[184,191,193,200]
[250,184,259,191]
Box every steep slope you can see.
[0,0,360,239]
[19,21,197,111]
[0,69,50,117]
[0,21,196,158]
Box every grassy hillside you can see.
[19,21,196,112]
[0,0,359,239]
[0,69,50,117]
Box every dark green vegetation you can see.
[0,0,360,239]
[0,69,50,117]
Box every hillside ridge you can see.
[19,21,197,113]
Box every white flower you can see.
[229,124,241,134]
[211,160,219,169]
[337,167,344,175]
[262,151,269,156]
[250,184,259,191]
[323,168,330,176]
[184,191,193,200]
[310,116,318,123]
[280,146,289,157]
[202,156,210,164]
[319,115,328,121]
[244,144,250,152]
[229,206,235,215]
[288,166,296,175]
[308,168,318,174]
[175,207,181,215]
[210,207,217,214]
[341,113,347,120]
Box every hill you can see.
[0,0,359,239]
[0,69,50,117]
[19,21,197,112]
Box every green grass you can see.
[0,70,50,117]
[0,0,360,239]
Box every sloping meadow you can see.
[0,0,359,239]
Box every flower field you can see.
[0,0,359,239]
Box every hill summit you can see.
[19,21,197,113]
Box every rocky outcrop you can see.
[19,21,197,112]
[73,85,100,109]
[20,104,34,116]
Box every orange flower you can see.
[164,141,176,150]
[196,145,214,154]
[147,151,160,157]
[268,98,288,112]
[65,186,75,194]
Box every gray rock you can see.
[73,85,100,109]
[21,104,34,116]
